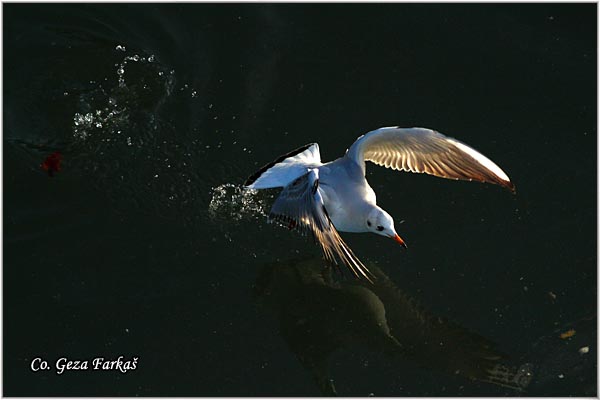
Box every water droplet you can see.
[115,44,126,52]
[148,55,155,62]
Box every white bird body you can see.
[245,126,514,281]
[318,159,377,232]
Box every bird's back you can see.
[318,157,376,233]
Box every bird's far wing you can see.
[269,169,374,282]
[346,127,514,192]
[245,143,322,189]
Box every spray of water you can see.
[208,183,270,223]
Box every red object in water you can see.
[41,152,62,177]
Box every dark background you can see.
[4,3,596,396]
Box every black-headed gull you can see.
[245,127,514,282]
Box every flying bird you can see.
[244,127,514,281]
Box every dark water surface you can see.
[4,4,596,396]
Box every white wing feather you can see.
[245,143,322,189]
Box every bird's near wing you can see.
[245,143,322,189]
[346,127,514,192]
[269,169,374,283]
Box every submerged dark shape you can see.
[41,151,63,177]
[254,257,532,396]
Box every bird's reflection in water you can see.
[253,257,532,395]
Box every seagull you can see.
[244,127,514,282]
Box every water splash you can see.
[61,43,210,222]
[117,52,145,88]
[208,183,269,222]
[72,108,125,140]
[71,47,174,146]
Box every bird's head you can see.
[366,207,407,248]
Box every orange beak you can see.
[392,234,407,249]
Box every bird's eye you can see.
[367,220,372,227]
[376,225,384,231]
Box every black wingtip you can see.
[505,180,517,194]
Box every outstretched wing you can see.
[346,127,514,192]
[245,143,322,189]
[269,169,374,282]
